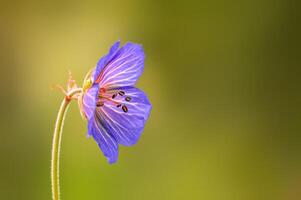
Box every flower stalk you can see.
[51,88,82,200]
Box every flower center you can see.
[96,88,131,113]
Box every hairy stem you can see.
[51,88,82,200]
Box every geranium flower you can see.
[79,41,152,163]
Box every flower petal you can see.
[82,84,98,120]
[88,116,119,164]
[97,87,151,146]
[94,43,145,89]
[93,40,120,82]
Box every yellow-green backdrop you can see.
[0,0,301,199]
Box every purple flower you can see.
[80,41,151,164]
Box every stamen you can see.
[122,105,128,113]
[125,97,131,102]
[97,89,126,107]
[118,91,125,96]
[99,96,121,105]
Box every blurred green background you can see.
[1,0,301,199]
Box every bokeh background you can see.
[1,0,301,199]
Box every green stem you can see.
[51,88,82,200]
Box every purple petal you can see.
[95,43,145,89]
[93,40,120,82]
[82,85,98,120]
[96,87,151,146]
[88,116,119,164]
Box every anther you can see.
[117,104,121,108]
[122,105,128,113]
[125,97,131,102]
[112,94,117,99]
[118,91,125,96]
